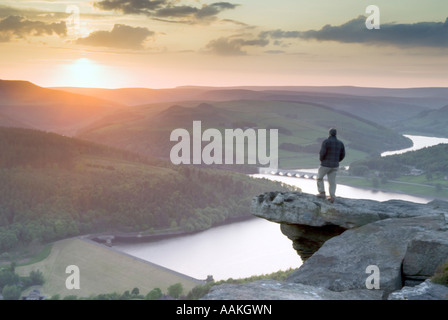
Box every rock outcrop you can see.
[388,279,448,300]
[203,279,383,300]
[286,214,445,298]
[251,191,448,229]
[402,231,448,285]
[202,191,448,300]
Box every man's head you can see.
[329,128,337,137]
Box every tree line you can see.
[0,264,44,300]
[47,283,184,300]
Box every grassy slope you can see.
[215,100,390,167]
[78,100,411,169]
[396,105,448,137]
[16,238,201,298]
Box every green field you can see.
[344,143,448,199]
[15,238,202,299]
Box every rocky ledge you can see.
[202,192,448,300]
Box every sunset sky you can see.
[1,0,447,88]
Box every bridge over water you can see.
[258,167,318,180]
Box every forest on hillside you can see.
[349,143,448,179]
[0,127,291,252]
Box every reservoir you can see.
[381,135,448,157]
[114,135,446,281]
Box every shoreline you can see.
[337,176,448,202]
[87,215,256,246]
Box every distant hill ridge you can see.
[51,84,448,107]
[0,79,123,136]
[1,78,445,167]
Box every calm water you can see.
[115,219,300,281]
[115,135,443,281]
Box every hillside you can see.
[0,127,290,252]
[52,85,448,108]
[195,89,443,126]
[52,85,448,129]
[0,80,123,136]
[251,92,432,127]
[395,105,448,137]
[349,143,448,179]
[77,99,412,169]
[50,86,212,106]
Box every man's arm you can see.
[319,140,327,162]
[339,143,345,162]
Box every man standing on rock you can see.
[316,128,345,203]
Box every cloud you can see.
[259,29,300,39]
[261,16,448,48]
[204,36,269,56]
[195,2,238,19]
[155,5,198,18]
[264,50,285,54]
[94,0,166,15]
[0,15,66,42]
[94,0,239,23]
[76,24,154,49]
[220,18,252,28]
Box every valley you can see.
[1,79,447,299]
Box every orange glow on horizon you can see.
[61,58,107,88]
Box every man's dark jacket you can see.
[319,135,345,168]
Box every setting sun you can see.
[62,58,104,88]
